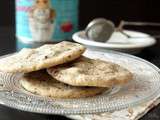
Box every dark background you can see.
[0,0,160,55]
[1,0,160,28]
[0,0,160,120]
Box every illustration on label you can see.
[28,0,56,42]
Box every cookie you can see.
[47,56,133,87]
[20,70,108,99]
[0,41,85,73]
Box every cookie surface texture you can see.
[47,56,133,87]
[0,41,85,73]
[20,70,107,99]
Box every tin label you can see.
[16,0,78,42]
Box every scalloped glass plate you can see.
[0,49,160,115]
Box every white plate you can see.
[73,30,156,54]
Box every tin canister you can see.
[16,0,79,50]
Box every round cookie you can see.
[0,41,85,73]
[20,70,108,99]
[47,56,133,87]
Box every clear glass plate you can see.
[0,49,160,115]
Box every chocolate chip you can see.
[68,55,71,58]
[44,56,48,59]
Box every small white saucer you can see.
[72,30,156,54]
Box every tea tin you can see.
[16,0,79,50]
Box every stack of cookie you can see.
[0,41,133,98]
